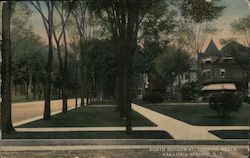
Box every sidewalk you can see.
[1,103,249,141]
[132,104,249,140]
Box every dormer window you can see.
[220,69,226,78]
[222,57,233,63]
[203,58,212,64]
[203,69,211,78]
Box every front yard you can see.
[209,130,249,139]
[143,103,250,126]
[3,106,175,139]
[18,106,156,128]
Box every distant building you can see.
[134,73,149,99]
[171,60,198,98]
[173,60,197,86]
[198,39,247,91]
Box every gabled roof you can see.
[204,39,220,55]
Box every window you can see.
[220,69,226,78]
[222,57,233,63]
[203,69,211,78]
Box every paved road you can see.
[11,99,81,125]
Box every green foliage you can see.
[181,82,201,101]
[11,2,46,86]
[181,0,225,23]
[231,15,250,46]
[134,41,163,74]
[231,16,250,33]
[84,39,117,97]
[209,92,242,117]
[140,0,177,44]
[133,99,146,105]
[143,92,164,104]
[155,47,192,80]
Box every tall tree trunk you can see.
[62,75,68,113]
[115,77,119,111]
[75,52,78,108]
[28,64,32,99]
[33,84,36,100]
[62,27,69,113]
[80,39,85,106]
[38,84,42,99]
[44,3,54,120]
[177,74,182,102]
[1,1,15,134]
[26,82,29,100]
[117,43,125,117]
[118,67,125,117]
[14,84,17,96]
[124,63,132,134]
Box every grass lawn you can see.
[3,131,172,139]
[18,107,156,128]
[143,103,250,126]
[209,130,249,139]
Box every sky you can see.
[1,0,250,51]
[208,0,250,49]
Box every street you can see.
[11,99,81,125]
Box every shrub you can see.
[209,92,242,117]
[247,97,250,104]
[181,82,201,102]
[133,99,146,105]
[244,96,250,104]
[143,92,164,104]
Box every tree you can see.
[52,1,72,113]
[10,3,46,100]
[181,0,225,23]
[84,39,117,102]
[177,0,225,54]
[209,92,242,118]
[71,0,88,107]
[231,16,250,47]
[67,18,80,108]
[92,0,159,133]
[140,0,177,46]
[1,1,15,135]
[155,47,192,100]
[30,1,54,120]
[11,33,46,101]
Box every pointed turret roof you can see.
[204,39,220,55]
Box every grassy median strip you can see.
[18,107,156,128]
[3,131,173,139]
[143,103,250,126]
[209,130,249,139]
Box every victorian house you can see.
[198,39,247,91]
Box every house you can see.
[171,60,198,99]
[198,39,247,91]
[134,73,149,99]
[173,60,197,86]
